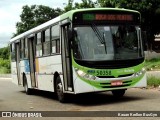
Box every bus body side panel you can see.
[11,60,32,88]
[11,62,18,85]
[26,73,32,88]
[35,55,62,92]
[73,68,95,94]
[132,73,147,87]
[22,59,32,89]
[20,60,25,85]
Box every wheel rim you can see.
[57,83,63,100]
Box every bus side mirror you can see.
[68,28,73,41]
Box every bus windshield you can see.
[72,25,143,61]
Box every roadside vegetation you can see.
[145,58,160,71]
[145,58,160,88]
[147,76,160,88]
[0,47,10,74]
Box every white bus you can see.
[10,8,146,102]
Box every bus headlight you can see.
[75,68,96,80]
[134,68,146,77]
[77,70,86,76]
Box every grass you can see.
[0,67,10,74]
[145,58,160,88]
[145,58,160,71]
[147,76,160,88]
[0,58,11,74]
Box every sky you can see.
[0,0,87,48]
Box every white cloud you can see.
[0,0,67,48]
[0,0,95,48]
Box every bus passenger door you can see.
[28,37,36,87]
[15,42,22,85]
[61,24,74,92]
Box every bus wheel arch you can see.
[53,72,59,92]
[22,72,25,87]
[54,72,66,103]
[23,73,32,95]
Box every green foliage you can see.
[14,5,62,36]
[63,0,95,12]
[0,58,11,74]
[0,46,11,74]
[147,76,160,87]
[97,0,115,7]
[75,0,95,9]
[64,0,74,12]
[145,58,160,71]
[0,46,10,59]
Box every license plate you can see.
[111,81,123,86]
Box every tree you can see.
[63,0,95,12]
[97,0,160,50]
[75,0,95,9]
[97,0,115,7]
[0,47,9,59]
[14,5,62,37]
[63,0,74,12]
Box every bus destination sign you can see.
[83,14,133,21]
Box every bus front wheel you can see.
[111,89,126,97]
[56,77,66,103]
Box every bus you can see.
[10,8,146,102]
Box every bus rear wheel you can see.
[23,75,32,95]
[56,77,67,103]
[112,89,126,97]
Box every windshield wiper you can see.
[91,23,107,53]
[91,23,104,44]
[102,32,107,53]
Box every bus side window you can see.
[24,38,28,59]
[20,39,24,59]
[36,32,42,57]
[43,28,50,56]
[51,24,60,54]
[11,43,15,61]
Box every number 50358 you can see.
[96,70,111,76]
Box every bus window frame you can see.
[51,23,60,55]
[42,28,51,56]
[10,42,16,62]
[35,32,43,57]
[20,38,25,60]
[24,38,28,59]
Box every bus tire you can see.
[23,75,32,95]
[56,77,66,103]
[111,89,126,97]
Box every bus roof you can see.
[63,8,140,17]
[10,8,140,43]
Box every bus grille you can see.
[97,73,133,78]
[99,80,133,88]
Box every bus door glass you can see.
[28,37,37,87]
[15,42,22,85]
[61,23,74,92]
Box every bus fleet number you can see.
[96,70,111,76]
